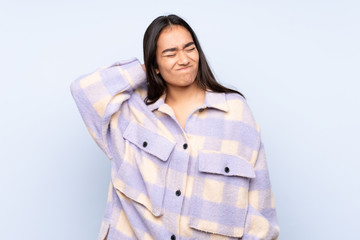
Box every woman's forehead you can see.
[157,25,194,49]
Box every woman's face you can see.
[155,25,199,89]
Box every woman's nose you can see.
[177,50,190,65]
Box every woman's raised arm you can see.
[70,58,146,158]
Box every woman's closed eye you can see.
[164,47,195,57]
[165,53,176,57]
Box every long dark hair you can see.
[143,14,244,105]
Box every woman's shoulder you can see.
[224,91,246,102]
[223,91,249,111]
[223,91,259,130]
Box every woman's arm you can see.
[242,141,280,240]
[70,58,146,158]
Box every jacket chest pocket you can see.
[188,151,255,238]
[113,121,176,217]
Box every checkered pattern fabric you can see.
[70,58,280,240]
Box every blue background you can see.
[1,0,359,239]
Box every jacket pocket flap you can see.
[123,121,176,161]
[198,151,255,178]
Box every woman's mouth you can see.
[177,66,191,71]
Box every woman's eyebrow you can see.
[161,42,195,54]
[184,42,195,48]
[162,47,177,54]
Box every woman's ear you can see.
[155,69,160,74]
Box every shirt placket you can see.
[156,104,204,240]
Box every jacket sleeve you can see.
[70,57,146,158]
[242,140,280,240]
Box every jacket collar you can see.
[147,89,229,113]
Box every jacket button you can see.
[143,141,148,148]
[175,190,181,196]
[199,108,204,112]
[171,234,176,240]
[183,143,188,149]
[224,167,230,173]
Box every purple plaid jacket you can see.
[70,58,280,240]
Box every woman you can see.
[71,14,279,240]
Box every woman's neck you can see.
[165,83,205,107]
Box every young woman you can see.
[71,14,279,240]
